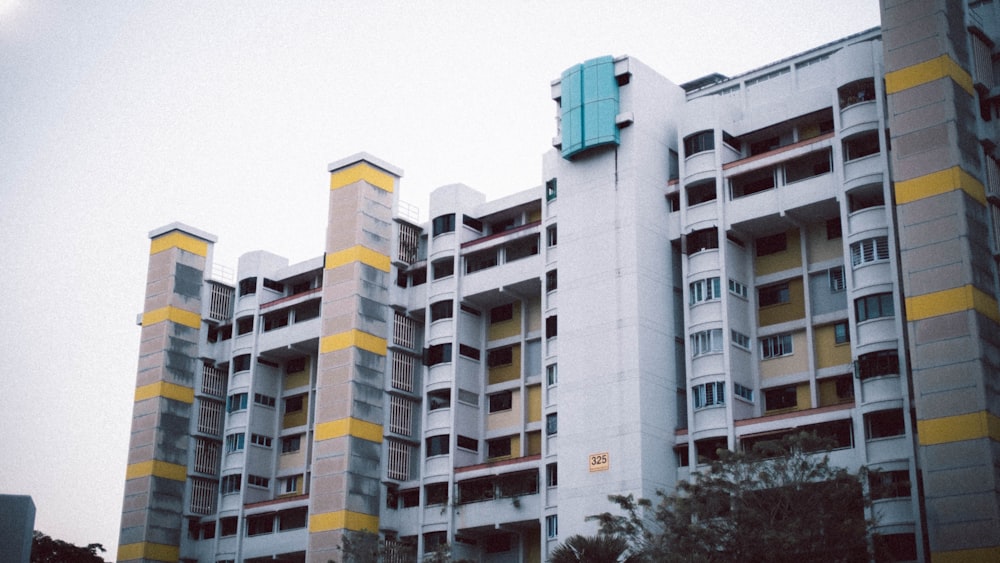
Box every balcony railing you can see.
[190,477,218,515]
[208,281,235,323]
[193,437,220,475]
[386,439,411,481]
[397,222,421,264]
[197,400,224,436]
[391,353,415,393]
[201,364,226,397]
[393,312,417,350]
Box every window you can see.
[848,186,884,212]
[424,482,448,505]
[731,167,776,198]
[864,409,905,440]
[487,437,511,458]
[838,78,875,109]
[690,328,723,357]
[784,149,832,183]
[758,282,790,306]
[253,393,276,408]
[221,474,242,494]
[843,131,880,161]
[856,350,899,379]
[689,277,721,305]
[487,346,513,367]
[429,300,453,322]
[282,476,299,494]
[764,385,797,411]
[463,214,483,231]
[546,269,557,292]
[546,364,558,386]
[546,178,557,201]
[546,413,558,435]
[286,357,307,373]
[490,303,514,323]
[432,258,454,279]
[750,136,781,156]
[546,515,559,539]
[871,470,911,500]
[850,237,889,266]
[829,267,846,292]
[284,394,304,413]
[855,292,894,322]
[687,227,718,253]
[281,435,302,454]
[834,321,850,344]
[457,435,478,452]
[547,225,558,247]
[458,344,481,360]
[666,191,680,212]
[731,330,751,350]
[426,435,449,457]
[233,354,251,372]
[684,130,714,157]
[219,516,238,537]
[432,213,456,236]
[686,179,717,206]
[546,463,558,487]
[760,333,793,359]
[238,277,257,296]
[826,218,842,240]
[428,389,451,410]
[505,236,539,261]
[250,433,272,448]
[755,232,787,256]
[236,316,254,335]
[262,279,283,294]
[729,279,748,299]
[247,474,269,489]
[425,343,452,366]
[278,507,307,531]
[734,382,754,402]
[225,433,245,453]
[400,489,419,508]
[488,391,513,413]
[692,382,725,409]
[227,393,248,413]
[545,315,558,339]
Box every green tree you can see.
[589,433,874,563]
[31,531,107,563]
[549,534,639,563]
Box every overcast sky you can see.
[0,1,881,556]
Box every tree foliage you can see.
[548,534,639,563]
[586,432,874,563]
[31,531,107,563]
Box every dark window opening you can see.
[784,149,832,183]
[432,214,456,236]
[487,437,511,458]
[764,385,798,411]
[687,227,719,254]
[462,215,483,231]
[428,389,451,410]
[546,269,558,292]
[546,178,557,201]
[458,344,481,360]
[488,391,513,413]
[238,277,257,296]
[838,78,875,109]
[684,130,714,157]
[490,303,514,323]
[466,250,498,273]
[686,179,717,206]
[844,131,880,161]
[848,185,885,212]
[457,435,478,451]
[425,343,453,366]
[424,482,448,505]
[487,346,514,367]
[731,167,776,198]
[545,315,558,339]
[432,258,454,280]
[426,435,449,457]
[429,300,453,322]
[755,232,787,256]
[758,282,790,306]
[855,292,894,322]
[236,316,254,335]
[865,409,905,440]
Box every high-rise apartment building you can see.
[119,3,1000,562]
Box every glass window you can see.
[856,350,899,379]
[850,237,889,266]
[488,391,513,413]
[855,292,894,322]
[764,385,798,411]
[426,435,450,457]
[761,333,793,359]
[425,344,452,366]
[758,282,790,306]
[691,329,724,357]
[429,300,453,322]
[692,382,725,409]
[684,130,714,157]
[432,214,456,236]
[546,413,558,435]
[690,277,721,305]
[834,321,850,344]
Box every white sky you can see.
[0,1,880,556]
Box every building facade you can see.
[119,4,1000,562]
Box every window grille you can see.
[193,437,220,475]
[393,312,416,350]
[189,477,217,515]
[197,400,224,436]
[389,396,412,436]
[387,439,410,481]
[397,222,420,263]
[201,363,226,397]
[391,353,415,392]
[208,281,234,322]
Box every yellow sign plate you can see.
[589,452,609,472]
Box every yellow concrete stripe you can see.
[125,460,188,482]
[134,381,194,404]
[894,166,986,206]
[314,417,384,443]
[309,510,380,533]
[324,245,391,272]
[917,411,1000,446]
[320,329,387,355]
[330,162,395,193]
[149,231,208,257]
[117,541,180,562]
[905,285,1000,324]
[885,54,974,95]
[141,306,202,329]
[931,545,1000,563]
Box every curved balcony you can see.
[839,100,878,138]
[856,316,897,347]
[688,300,723,328]
[429,232,458,259]
[690,352,725,377]
[426,363,453,387]
[688,249,720,276]
[866,435,910,464]
[847,206,887,236]
[684,151,716,180]
[428,318,454,341]
[426,408,451,431]
[844,154,882,185]
[686,201,718,230]
[425,455,451,477]
[860,376,903,405]
[872,498,916,527]
[851,261,892,291]
[690,408,729,438]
